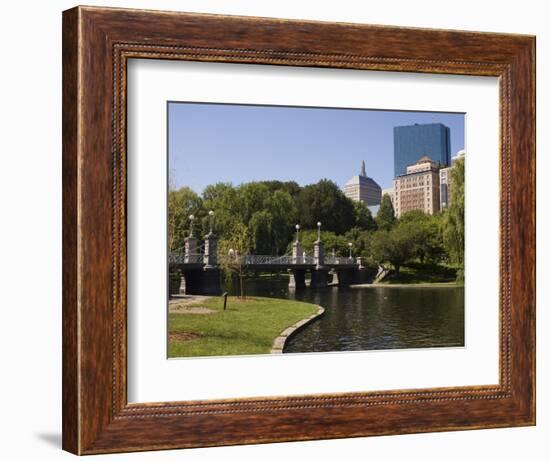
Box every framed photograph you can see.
[62,6,535,454]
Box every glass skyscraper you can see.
[393,123,451,177]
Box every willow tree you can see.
[249,210,272,255]
[443,158,465,280]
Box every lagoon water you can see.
[230,277,464,353]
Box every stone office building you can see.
[343,160,382,206]
[439,166,452,210]
[440,150,465,210]
[393,156,442,217]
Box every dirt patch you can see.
[169,295,215,313]
[226,296,258,303]
[170,306,216,314]
[169,304,216,315]
[169,331,203,342]
[169,295,211,305]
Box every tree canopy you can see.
[296,179,356,234]
[167,186,203,252]
[169,166,465,281]
[376,193,396,230]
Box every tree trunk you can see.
[239,268,245,299]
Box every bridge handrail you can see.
[169,252,204,264]
[170,253,360,266]
[244,254,316,265]
[324,255,356,265]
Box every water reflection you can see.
[231,277,464,353]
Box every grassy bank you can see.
[381,262,458,285]
[168,296,319,358]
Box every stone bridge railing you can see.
[169,252,361,267]
[240,254,316,265]
[169,251,203,265]
[324,255,357,265]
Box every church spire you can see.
[360,160,366,177]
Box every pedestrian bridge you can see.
[168,218,375,295]
[169,243,373,296]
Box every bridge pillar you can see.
[288,269,306,289]
[200,268,222,295]
[353,266,376,284]
[337,269,354,287]
[313,239,325,268]
[182,268,222,295]
[184,235,199,263]
[291,240,304,264]
[203,232,218,268]
[310,268,329,289]
[329,269,339,286]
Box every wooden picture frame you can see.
[62,5,535,455]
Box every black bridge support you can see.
[288,269,306,289]
[310,268,329,289]
[336,269,355,287]
[181,268,222,295]
[172,261,375,294]
[353,267,376,284]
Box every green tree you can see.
[266,190,297,254]
[289,230,350,257]
[353,201,377,231]
[249,210,273,254]
[202,183,240,238]
[443,158,465,279]
[369,225,415,272]
[168,187,204,252]
[376,193,396,230]
[261,180,301,198]
[297,179,355,234]
[399,210,446,265]
[238,182,270,223]
[218,222,251,299]
[344,227,374,260]
[422,213,447,266]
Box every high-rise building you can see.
[440,150,465,210]
[393,156,441,217]
[343,160,382,206]
[393,123,451,177]
[439,167,452,210]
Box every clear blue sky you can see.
[168,102,464,193]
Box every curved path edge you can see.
[270,305,325,354]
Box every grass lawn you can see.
[381,262,458,285]
[168,296,319,358]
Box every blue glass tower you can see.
[393,123,451,177]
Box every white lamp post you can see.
[208,210,215,234]
[188,214,195,237]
